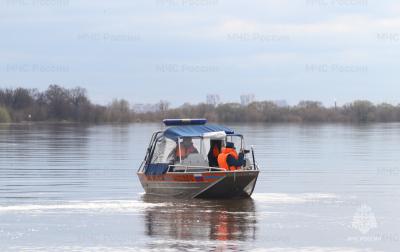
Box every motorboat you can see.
[137,119,259,198]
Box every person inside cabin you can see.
[175,137,199,162]
[208,140,222,167]
[217,142,246,171]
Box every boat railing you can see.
[168,165,225,173]
[167,164,258,173]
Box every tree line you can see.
[1,85,400,123]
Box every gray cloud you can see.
[1,0,399,106]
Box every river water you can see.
[0,123,399,252]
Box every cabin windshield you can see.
[150,137,177,164]
[171,137,220,167]
[148,134,247,168]
[175,137,204,165]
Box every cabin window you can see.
[177,138,202,154]
[175,137,202,162]
[226,135,243,150]
[150,137,177,164]
[174,137,210,167]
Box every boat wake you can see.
[252,193,340,205]
[0,200,168,214]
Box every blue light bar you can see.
[163,118,207,126]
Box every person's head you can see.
[182,138,193,147]
[225,142,235,149]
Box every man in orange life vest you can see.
[175,137,198,161]
[217,142,246,171]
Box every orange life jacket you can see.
[212,145,220,158]
[217,147,239,171]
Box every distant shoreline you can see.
[2,121,400,126]
[1,85,400,124]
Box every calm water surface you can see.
[1,123,399,252]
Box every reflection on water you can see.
[143,196,256,242]
[142,196,257,252]
[1,123,400,251]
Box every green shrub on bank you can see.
[0,107,11,123]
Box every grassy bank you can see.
[0,107,11,123]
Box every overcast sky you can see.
[1,0,399,106]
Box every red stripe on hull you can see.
[138,172,226,183]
